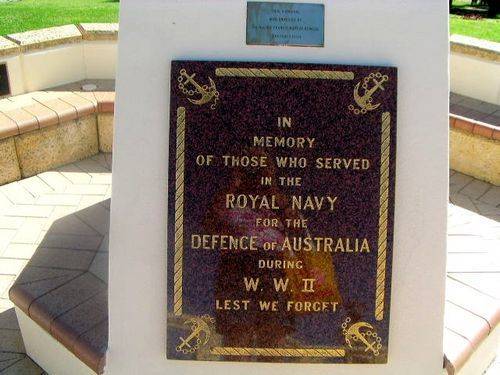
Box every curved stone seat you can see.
[9,200,109,374]
[0,86,115,186]
[449,92,500,185]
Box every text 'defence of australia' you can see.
[167,61,397,364]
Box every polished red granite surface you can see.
[167,61,397,363]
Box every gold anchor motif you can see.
[176,315,214,354]
[342,317,382,356]
[348,72,389,115]
[178,69,219,110]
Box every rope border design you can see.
[375,112,391,321]
[210,347,345,358]
[215,67,354,80]
[173,106,186,316]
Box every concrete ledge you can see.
[450,35,500,63]
[1,24,118,59]
[79,23,119,41]
[8,25,83,53]
[450,114,500,141]
[0,36,20,58]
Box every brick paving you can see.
[0,159,498,374]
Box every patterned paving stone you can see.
[0,329,25,353]
[0,353,26,373]
[3,205,54,219]
[10,219,45,245]
[460,179,491,200]
[479,186,500,208]
[0,217,26,231]
[0,307,19,330]
[485,358,500,375]
[2,243,37,259]
[36,194,82,207]
[450,273,500,300]
[0,298,15,313]
[64,184,108,196]
[29,248,95,271]
[0,275,15,298]
[45,213,99,236]
[37,171,71,192]
[56,164,92,185]
[2,356,44,374]
[18,177,53,199]
[0,229,16,253]
[89,252,108,283]
[449,172,474,194]
[76,158,109,174]
[1,182,36,205]
[76,203,110,235]
[0,259,27,276]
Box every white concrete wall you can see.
[15,307,96,375]
[109,1,449,375]
[84,41,118,79]
[22,44,86,92]
[0,40,117,94]
[450,52,500,105]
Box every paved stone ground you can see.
[448,171,500,375]
[0,154,111,374]
[0,159,498,374]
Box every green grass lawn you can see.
[0,0,119,36]
[450,14,500,42]
[450,0,500,42]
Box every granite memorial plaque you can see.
[167,61,397,364]
[0,63,10,98]
[246,2,324,47]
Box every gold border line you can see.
[211,347,345,358]
[375,111,391,321]
[215,67,354,80]
[173,106,186,316]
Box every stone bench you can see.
[9,200,110,374]
[0,87,114,186]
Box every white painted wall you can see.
[1,40,117,95]
[83,41,118,79]
[21,44,86,92]
[109,1,449,375]
[15,308,96,375]
[0,55,24,96]
[450,52,500,105]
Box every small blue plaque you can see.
[246,2,324,47]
